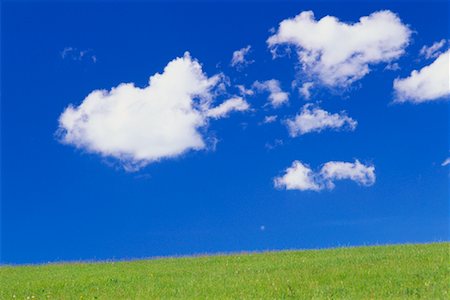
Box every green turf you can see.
[1,243,448,299]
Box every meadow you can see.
[1,242,448,299]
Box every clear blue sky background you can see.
[1,1,448,264]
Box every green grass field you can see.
[1,243,448,299]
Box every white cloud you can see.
[206,97,250,119]
[319,160,376,189]
[384,62,400,71]
[393,50,450,103]
[236,84,255,96]
[442,158,450,166]
[253,79,289,107]
[286,104,357,136]
[231,45,253,68]
[420,39,447,59]
[274,159,375,191]
[265,138,283,150]
[299,82,314,99]
[61,47,97,63]
[263,115,278,124]
[274,161,321,191]
[58,52,244,170]
[267,10,411,87]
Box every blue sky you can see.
[1,1,449,264]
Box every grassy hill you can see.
[1,242,448,299]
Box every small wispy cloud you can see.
[420,39,447,59]
[253,79,289,108]
[384,62,400,71]
[206,97,250,119]
[299,82,314,100]
[231,45,253,69]
[265,139,283,150]
[262,115,278,124]
[236,84,254,96]
[442,158,450,167]
[61,47,97,63]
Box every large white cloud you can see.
[58,52,248,170]
[286,104,357,136]
[274,159,375,191]
[267,10,411,87]
[253,79,289,107]
[393,50,450,103]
